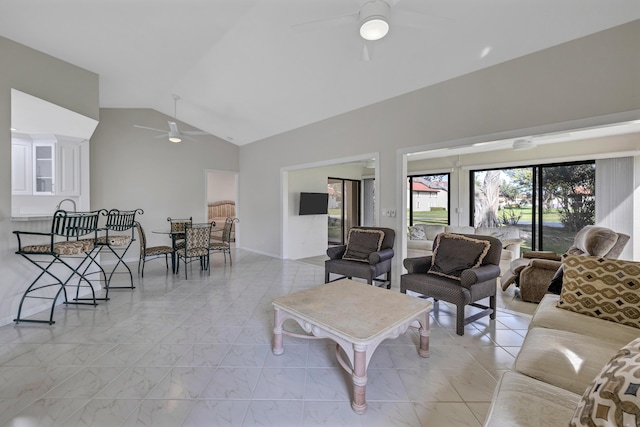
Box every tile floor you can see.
[0,250,536,426]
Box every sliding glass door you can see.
[328,178,360,245]
[472,161,595,253]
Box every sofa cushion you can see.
[568,225,619,257]
[531,295,640,347]
[408,225,426,240]
[428,233,490,281]
[557,255,640,329]
[342,228,384,262]
[514,327,623,395]
[445,225,475,235]
[485,371,580,427]
[570,337,640,426]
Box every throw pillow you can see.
[557,255,640,329]
[570,337,640,426]
[547,265,564,295]
[408,225,426,240]
[342,229,385,263]
[428,233,491,281]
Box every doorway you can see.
[328,177,361,245]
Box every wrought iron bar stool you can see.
[13,209,106,324]
[93,208,143,299]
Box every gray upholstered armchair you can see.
[401,233,502,336]
[325,226,395,289]
[501,225,630,303]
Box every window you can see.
[407,173,450,226]
[471,161,595,253]
[328,178,361,245]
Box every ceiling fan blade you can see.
[181,134,197,142]
[133,124,166,133]
[182,130,209,136]
[168,121,180,133]
[292,11,358,33]
[361,42,373,62]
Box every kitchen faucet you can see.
[56,198,77,212]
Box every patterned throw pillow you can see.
[570,337,640,426]
[408,225,426,240]
[428,233,490,281]
[342,229,385,263]
[557,255,640,329]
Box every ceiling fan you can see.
[134,94,207,143]
[293,0,447,61]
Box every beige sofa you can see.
[207,200,236,241]
[484,261,640,426]
[407,224,523,274]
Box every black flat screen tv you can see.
[299,192,329,215]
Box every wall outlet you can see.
[390,209,396,217]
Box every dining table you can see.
[152,222,222,273]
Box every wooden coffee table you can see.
[272,278,431,414]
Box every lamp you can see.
[168,132,182,143]
[359,1,390,41]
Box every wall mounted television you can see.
[299,192,329,215]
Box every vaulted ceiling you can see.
[1,0,639,145]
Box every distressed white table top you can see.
[272,279,431,344]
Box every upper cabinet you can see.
[11,134,82,197]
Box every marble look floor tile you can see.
[94,366,170,399]
[304,367,350,400]
[243,400,304,427]
[0,253,537,427]
[252,367,307,400]
[199,367,261,399]
[219,344,269,367]
[61,398,142,426]
[181,400,250,427]
[414,402,482,427]
[148,366,216,399]
[121,399,195,427]
[44,366,125,398]
[8,397,89,427]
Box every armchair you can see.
[401,233,502,336]
[324,226,395,288]
[501,225,630,303]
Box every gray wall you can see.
[91,108,239,250]
[239,20,640,260]
[0,36,99,325]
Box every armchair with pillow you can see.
[501,225,630,303]
[401,233,502,335]
[325,226,395,288]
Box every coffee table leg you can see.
[273,307,284,355]
[418,311,430,358]
[351,344,367,414]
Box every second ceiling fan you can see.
[134,94,208,143]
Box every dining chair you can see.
[210,217,239,265]
[175,222,214,279]
[167,216,193,251]
[136,222,173,277]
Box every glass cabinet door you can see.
[33,143,55,194]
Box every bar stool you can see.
[13,209,105,324]
[94,208,143,299]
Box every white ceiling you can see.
[1,0,639,146]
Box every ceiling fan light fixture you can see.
[168,132,182,143]
[359,1,390,41]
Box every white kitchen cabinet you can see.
[11,139,32,195]
[33,142,55,194]
[56,140,81,196]
[11,137,81,197]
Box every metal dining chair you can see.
[175,222,214,279]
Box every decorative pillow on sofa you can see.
[557,255,640,329]
[570,337,640,426]
[342,229,385,263]
[428,233,490,281]
[408,225,426,240]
